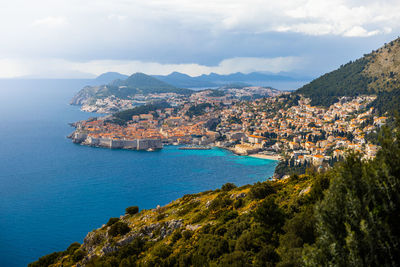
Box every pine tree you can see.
[303,123,400,266]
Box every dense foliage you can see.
[296,39,400,116]
[369,90,400,116]
[125,206,139,215]
[112,102,171,124]
[106,73,193,97]
[274,159,312,178]
[108,222,131,237]
[296,58,371,107]
[204,118,221,131]
[303,123,400,266]
[185,103,212,118]
[28,243,81,267]
[78,73,193,103]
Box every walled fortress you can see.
[69,132,163,150]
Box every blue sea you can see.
[0,79,278,266]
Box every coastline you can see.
[215,146,280,161]
[247,153,281,161]
[69,125,281,161]
[71,135,281,162]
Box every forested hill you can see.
[70,73,193,105]
[296,37,400,115]
[31,124,400,267]
[109,73,178,92]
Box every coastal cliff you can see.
[70,85,105,106]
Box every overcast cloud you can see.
[0,0,399,78]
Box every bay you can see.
[0,79,277,266]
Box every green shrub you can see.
[221,182,237,191]
[125,206,139,215]
[152,244,173,259]
[254,196,285,229]
[182,230,193,240]
[66,242,81,255]
[249,182,275,199]
[254,245,280,266]
[218,251,249,266]
[235,231,262,252]
[156,213,166,221]
[117,238,145,260]
[196,234,229,260]
[215,226,227,236]
[177,201,200,216]
[209,193,233,210]
[108,221,130,237]
[233,198,244,209]
[72,249,86,262]
[106,217,120,226]
[28,252,63,267]
[171,230,182,243]
[191,211,208,223]
[220,210,238,223]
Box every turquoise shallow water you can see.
[0,80,277,266]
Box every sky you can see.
[0,0,399,78]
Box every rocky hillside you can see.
[296,37,400,115]
[70,85,106,106]
[30,124,400,266]
[29,175,320,267]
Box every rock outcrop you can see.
[70,85,104,105]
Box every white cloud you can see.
[107,14,128,22]
[32,16,68,28]
[0,56,303,78]
[139,0,400,37]
[344,26,380,37]
[0,0,398,78]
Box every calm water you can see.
[0,79,277,266]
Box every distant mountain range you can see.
[72,71,306,106]
[89,71,311,88]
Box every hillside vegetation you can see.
[95,73,193,99]
[31,124,400,266]
[70,73,193,105]
[109,102,171,125]
[296,38,400,115]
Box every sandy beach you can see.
[248,153,282,161]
